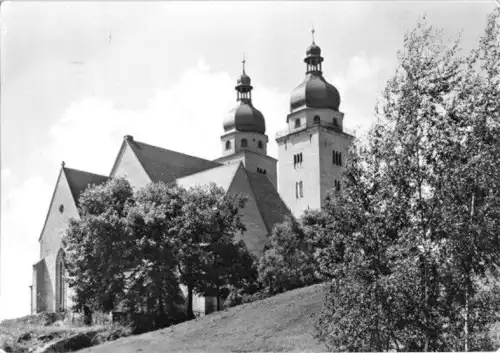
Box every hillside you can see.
[81,284,327,353]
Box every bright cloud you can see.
[1,168,12,179]
[0,175,52,320]
[46,59,288,176]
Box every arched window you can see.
[333,118,338,127]
[241,139,248,148]
[294,119,301,128]
[56,249,66,311]
[313,115,321,124]
[225,140,231,150]
[258,140,263,149]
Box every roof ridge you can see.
[133,139,220,165]
[63,166,108,179]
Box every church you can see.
[30,33,354,316]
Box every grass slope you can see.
[81,284,327,353]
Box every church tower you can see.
[214,58,277,188]
[276,31,354,218]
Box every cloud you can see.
[0,175,53,320]
[45,58,288,176]
[1,168,12,179]
[331,52,392,135]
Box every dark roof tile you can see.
[245,171,292,234]
[127,139,221,183]
[63,167,109,205]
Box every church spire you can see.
[235,54,253,102]
[304,28,323,74]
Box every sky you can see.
[0,1,496,321]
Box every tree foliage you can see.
[64,178,133,319]
[258,212,322,295]
[64,179,256,325]
[315,10,500,352]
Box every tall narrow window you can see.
[299,181,304,197]
[313,115,321,124]
[56,250,66,311]
[333,150,342,166]
[258,140,263,149]
[225,140,231,150]
[295,182,299,199]
[294,119,301,128]
[241,139,248,148]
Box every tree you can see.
[64,177,134,323]
[259,212,322,295]
[436,8,500,350]
[124,181,186,326]
[180,183,253,312]
[316,10,500,351]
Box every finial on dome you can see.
[311,26,315,44]
[61,161,65,168]
[242,53,246,74]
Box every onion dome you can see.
[223,57,266,134]
[290,29,341,112]
[306,42,321,57]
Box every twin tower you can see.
[214,34,354,218]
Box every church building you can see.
[30,33,354,316]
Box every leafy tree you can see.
[64,177,134,323]
[124,182,187,326]
[180,183,253,312]
[316,10,500,352]
[258,213,321,295]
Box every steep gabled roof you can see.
[38,165,108,241]
[64,167,109,205]
[176,162,241,191]
[245,170,292,234]
[126,138,221,184]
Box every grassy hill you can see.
[81,284,327,353]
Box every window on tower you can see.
[241,139,248,148]
[332,150,342,166]
[296,181,304,198]
[258,140,263,149]
[294,118,301,128]
[225,141,231,150]
[257,167,267,175]
[334,180,341,192]
[313,115,321,124]
[293,153,303,168]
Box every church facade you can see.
[30,35,354,316]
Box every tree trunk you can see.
[464,289,469,352]
[187,283,194,319]
[216,283,221,311]
[464,190,475,352]
[83,305,92,326]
